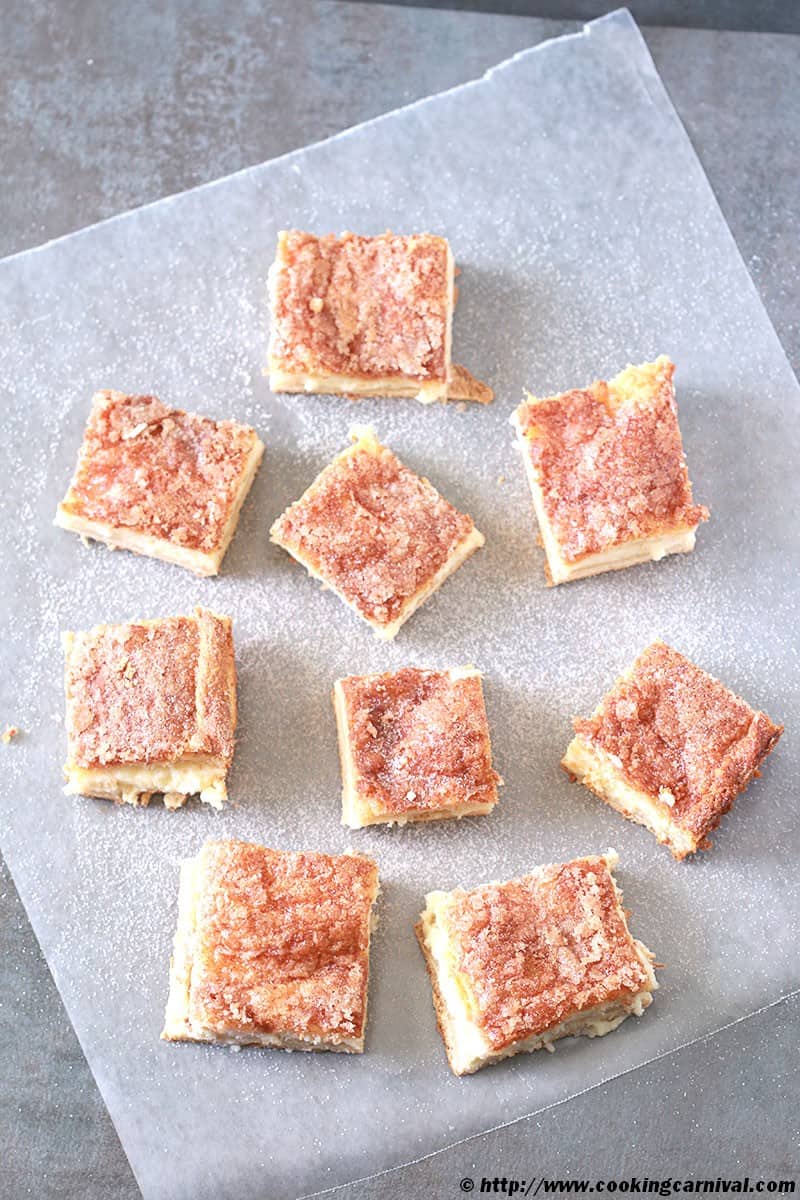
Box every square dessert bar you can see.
[267,229,492,404]
[55,390,264,576]
[416,851,656,1076]
[270,427,484,640]
[162,840,380,1053]
[63,607,236,809]
[563,642,783,859]
[511,357,708,584]
[333,666,501,828]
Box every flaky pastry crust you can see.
[56,391,263,572]
[566,641,783,855]
[432,857,653,1052]
[163,840,379,1050]
[513,357,707,563]
[269,230,451,384]
[270,427,483,636]
[335,667,500,822]
[64,607,236,769]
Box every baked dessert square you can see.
[416,851,656,1076]
[333,666,501,828]
[270,426,484,639]
[511,357,708,584]
[563,642,783,859]
[162,840,380,1052]
[63,606,236,809]
[267,229,491,404]
[55,390,264,576]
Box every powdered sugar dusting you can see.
[0,11,797,1200]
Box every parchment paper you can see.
[1,11,798,1199]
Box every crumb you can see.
[2,725,19,744]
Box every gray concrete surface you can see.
[350,0,800,35]
[1,3,798,1197]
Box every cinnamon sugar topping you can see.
[64,607,236,768]
[573,642,783,842]
[338,667,500,818]
[270,430,480,629]
[58,391,262,553]
[440,857,653,1051]
[186,841,379,1042]
[515,358,708,561]
[269,230,451,382]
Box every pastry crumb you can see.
[2,725,19,744]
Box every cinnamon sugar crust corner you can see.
[267,229,492,404]
[511,357,708,584]
[563,641,783,859]
[63,606,237,810]
[55,391,264,576]
[270,426,484,639]
[416,851,657,1076]
[333,666,501,828]
[162,840,380,1053]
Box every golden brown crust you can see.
[183,841,379,1044]
[270,430,480,630]
[57,391,263,554]
[269,230,451,383]
[447,364,493,405]
[514,358,708,562]
[192,609,237,763]
[337,667,500,819]
[437,857,653,1053]
[64,607,236,768]
[573,641,783,847]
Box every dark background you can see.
[349,0,800,33]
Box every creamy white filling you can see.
[563,736,698,857]
[64,757,227,809]
[268,367,448,404]
[421,898,492,1074]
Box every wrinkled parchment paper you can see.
[1,11,797,1199]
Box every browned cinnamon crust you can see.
[447,364,493,405]
[64,608,235,769]
[270,427,483,638]
[448,858,650,1051]
[162,840,379,1051]
[335,667,500,824]
[55,391,264,574]
[513,357,707,563]
[416,854,656,1074]
[269,230,451,384]
[568,642,783,856]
